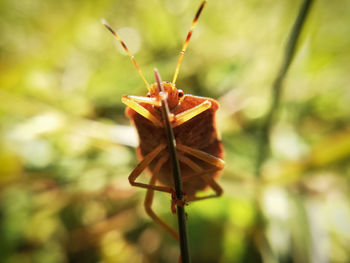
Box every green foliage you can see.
[1,0,350,262]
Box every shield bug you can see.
[103,0,224,240]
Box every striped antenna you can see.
[102,19,150,90]
[172,0,207,84]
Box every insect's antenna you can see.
[172,0,207,84]
[102,19,150,91]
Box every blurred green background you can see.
[1,0,350,262]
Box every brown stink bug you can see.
[103,0,224,240]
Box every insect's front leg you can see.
[122,95,163,127]
[171,99,212,128]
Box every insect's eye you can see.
[147,93,151,97]
[178,90,184,98]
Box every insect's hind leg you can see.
[178,154,223,202]
[186,171,223,202]
[144,154,180,241]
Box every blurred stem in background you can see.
[255,0,315,177]
[253,0,315,262]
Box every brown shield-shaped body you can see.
[126,93,224,198]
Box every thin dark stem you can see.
[154,69,191,263]
[255,0,314,177]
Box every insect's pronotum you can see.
[103,0,224,240]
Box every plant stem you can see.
[255,0,314,177]
[154,69,191,263]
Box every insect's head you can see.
[147,81,184,109]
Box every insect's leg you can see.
[187,171,223,202]
[122,95,161,106]
[128,143,172,194]
[178,154,223,202]
[176,143,225,169]
[122,95,163,127]
[171,100,212,128]
[144,154,179,241]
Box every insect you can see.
[103,0,224,240]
